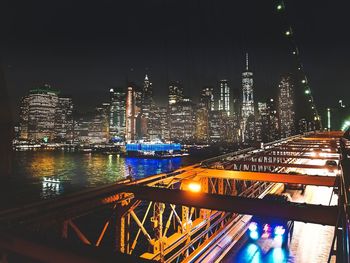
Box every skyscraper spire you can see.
[246,53,249,71]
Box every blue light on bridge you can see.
[249,230,259,240]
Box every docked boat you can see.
[126,141,188,158]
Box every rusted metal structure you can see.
[0,131,349,262]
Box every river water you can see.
[0,151,208,209]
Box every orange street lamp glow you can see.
[188,182,201,193]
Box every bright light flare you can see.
[274,226,286,236]
[249,222,258,232]
[187,182,201,193]
[249,230,259,240]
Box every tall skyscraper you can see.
[155,106,170,141]
[169,98,195,141]
[19,96,29,140]
[241,53,255,142]
[19,85,74,142]
[142,74,153,116]
[278,75,295,138]
[168,81,184,105]
[125,84,141,141]
[195,106,209,142]
[218,80,230,115]
[266,98,280,141]
[88,103,110,143]
[54,97,73,142]
[141,74,154,139]
[209,110,227,142]
[201,86,215,111]
[109,87,126,140]
[27,85,59,141]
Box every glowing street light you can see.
[301,79,306,84]
[276,4,283,11]
[187,182,201,193]
[305,89,310,95]
[285,30,291,36]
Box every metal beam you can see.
[252,153,339,160]
[265,148,338,154]
[193,169,336,187]
[127,186,338,226]
[227,161,329,170]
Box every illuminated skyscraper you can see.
[168,81,184,105]
[109,87,126,140]
[201,86,215,111]
[241,53,255,142]
[169,98,195,141]
[266,98,280,141]
[27,85,59,141]
[141,74,154,139]
[20,85,75,142]
[278,75,295,137]
[19,96,29,140]
[195,106,209,142]
[54,97,73,142]
[209,110,227,142]
[88,103,110,143]
[142,74,153,116]
[125,84,141,141]
[218,80,230,116]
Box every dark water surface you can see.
[0,151,209,209]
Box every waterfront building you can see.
[19,85,75,143]
[54,97,74,142]
[218,80,230,116]
[19,96,29,140]
[241,53,255,142]
[88,103,110,144]
[73,115,90,144]
[168,81,184,105]
[209,110,227,143]
[27,85,59,141]
[278,75,295,138]
[169,98,195,141]
[109,87,126,140]
[195,104,209,143]
[157,106,170,141]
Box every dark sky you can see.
[1,0,349,119]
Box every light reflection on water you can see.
[9,151,186,203]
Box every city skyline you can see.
[17,55,304,145]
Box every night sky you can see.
[1,0,349,120]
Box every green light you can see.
[342,120,350,131]
[277,4,283,10]
[43,137,48,143]
[305,89,310,95]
